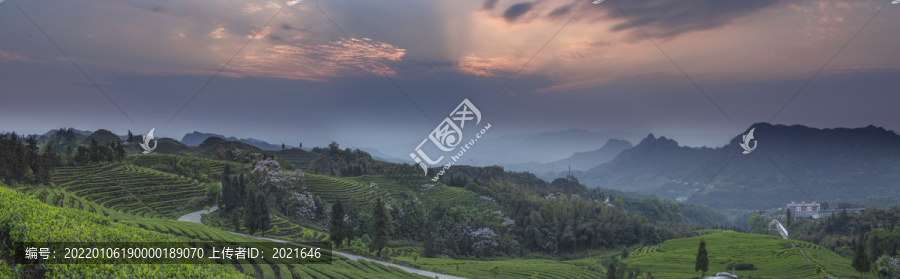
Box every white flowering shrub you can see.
[470,227,499,252]
[252,158,305,193]
[875,254,900,278]
[252,158,315,222]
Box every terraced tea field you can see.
[347,175,499,211]
[391,256,604,278]
[624,230,875,278]
[133,153,246,175]
[53,163,206,218]
[272,149,319,169]
[305,173,386,209]
[6,181,435,278]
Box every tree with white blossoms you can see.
[251,158,304,196]
[251,157,316,222]
[470,227,498,257]
[875,254,900,279]
[289,191,317,222]
[230,148,261,163]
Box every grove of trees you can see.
[0,133,59,185]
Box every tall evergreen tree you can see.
[244,188,258,235]
[606,262,617,279]
[369,198,389,257]
[89,138,101,163]
[257,193,270,236]
[786,208,792,226]
[127,130,134,143]
[219,165,235,212]
[10,133,27,182]
[330,200,346,247]
[25,136,40,183]
[695,239,709,277]
[852,243,871,276]
[115,142,125,159]
[0,135,9,180]
[231,212,241,231]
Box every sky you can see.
[1,0,899,156]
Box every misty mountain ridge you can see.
[505,138,633,180]
[181,131,289,151]
[576,123,900,210]
[377,128,644,166]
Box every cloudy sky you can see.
[1,0,899,154]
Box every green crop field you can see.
[272,149,319,169]
[2,160,439,278]
[343,174,499,211]
[623,230,876,279]
[0,186,247,278]
[305,173,386,209]
[391,256,605,279]
[53,163,207,218]
[133,153,247,175]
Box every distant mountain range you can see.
[573,123,900,210]
[181,131,290,151]
[505,138,633,180]
[377,129,645,166]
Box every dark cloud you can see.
[281,24,315,35]
[483,0,499,11]
[267,34,283,41]
[503,2,534,22]
[605,0,790,40]
[150,6,167,14]
[547,4,572,19]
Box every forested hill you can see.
[578,123,900,210]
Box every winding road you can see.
[178,206,465,279]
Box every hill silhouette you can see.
[578,123,900,209]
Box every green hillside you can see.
[53,163,207,218]
[39,128,87,154]
[624,230,875,278]
[272,148,319,169]
[0,151,439,278]
[6,183,436,278]
[82,129,122,145]
[0,186,247,278]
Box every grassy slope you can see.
[0,186,248,278]
[391,256,606,279]
[3,154,435,278]
[52,163,206,219]
[624,230,875,279]
[272,149,319,169]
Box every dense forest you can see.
[0,132,59,185]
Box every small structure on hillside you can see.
[788,201,865,220]
[787,201,820,219]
